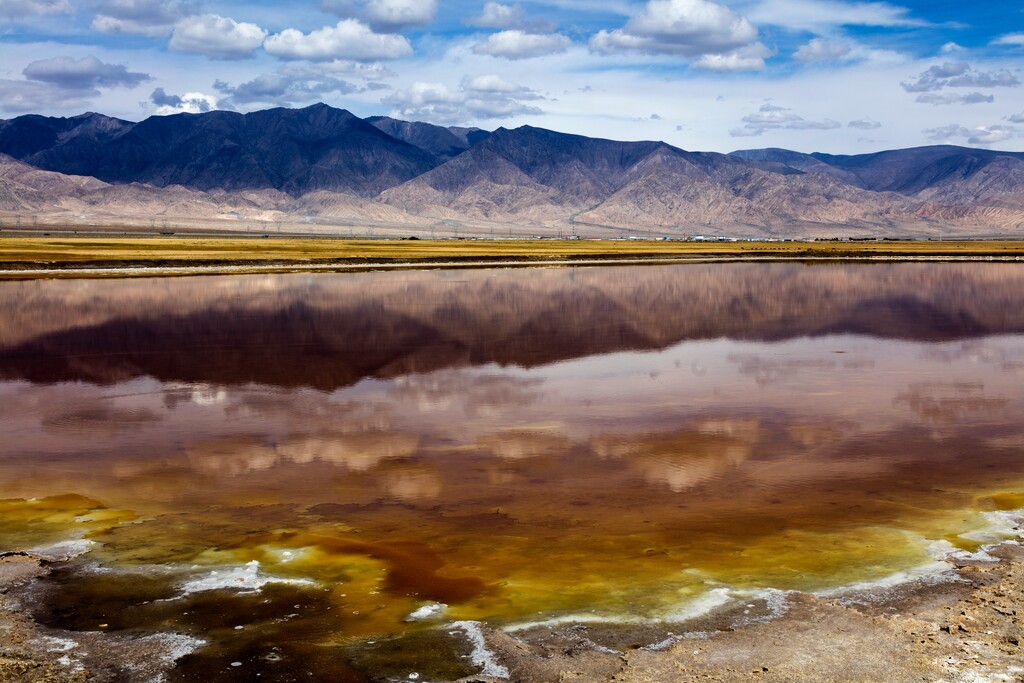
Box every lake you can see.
[2,262,1024,681]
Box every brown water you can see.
[2,263,1024,680]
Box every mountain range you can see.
[1,103,1022,238]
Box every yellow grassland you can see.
[3,236,1024,267]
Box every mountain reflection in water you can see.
[1,263,1024,681]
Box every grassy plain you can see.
[1,236,1024,275]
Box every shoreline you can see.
[3,538,1022,682]
[2,253,1024,280]
[3,236,1024,279]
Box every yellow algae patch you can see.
[682,526,940,592]
[975,491,1024,511]
[0,494,135,550]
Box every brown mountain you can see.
[1,104,1023,237]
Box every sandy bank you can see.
[457,543,1024,683]
[2,541,1022,682]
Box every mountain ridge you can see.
[1,103,1023,238]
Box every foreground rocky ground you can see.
[2,544,1022,682]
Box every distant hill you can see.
[1,103,1023,237]
[0,104,440,197]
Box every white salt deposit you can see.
[667,587,735,622]
[27,539,95,561]
[177,560,313,597]
[451,621,510,679]
[405,602,447,621]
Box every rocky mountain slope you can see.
[1,104,1023,237]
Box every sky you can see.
[0,0,1022,153]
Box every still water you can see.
[2,263,1024,680]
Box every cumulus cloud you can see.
[848,118,881,130]
[471,29,573,59]
[992,33,1024,47]
[588,0,769,70]
[0,0,69,18]
[22,55,150,89]
[168,14,267,60]
[0,54,151,114]
[901,62,1020,93]
[730,103,841,136]
[318,59,396,80]
[214,68,360,107]
[384,74,544,123]
[322,0,437,31]
[465,2,553,31]
[590,0,761,58]
[467,2,524,28]
[939,41,964,54]
[0,79,95,113]
[793,37,851,62]
[91,0,198,37]
[149,89,218,115]
[1009,112,1024,124]
[363,0,436,31]
[693,43,772,71]
[915,92,994,106]
[264,19,413,62]
[923,123,1016,146]
[150,87,181,107]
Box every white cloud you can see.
[92,0,198,37]
[0,54,151,114]
[264,19,413,62]
[318,59,396,80]
[848,118,881,129]
[169,14,267,60]
[730,102,840,136]
[464,74,539,96]
[22,55,150,88]
[0,0,68,19]
[0,78,95,113]
[471,30,573,59]
[214,68,360,107]
[590,0,760,58]
[992,33,1024,47]
[915,92,994,106]
[467,2,525,28]
[321,0,437,31]
[901,62,1020,93]
[744,0,927,32]
[693,43,771,71]
[1009,112,1024,124]
[363,0,436,31]
[939,41,963,54]
[384,75,544,123]
[151,90,219,115]
[923,123,1016,146]
[793,37,851,62]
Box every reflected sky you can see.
[2,264,1024,679]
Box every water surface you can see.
[2,263,1024,680]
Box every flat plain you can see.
[2,237,1024,278]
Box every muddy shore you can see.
[2,540,1022,683]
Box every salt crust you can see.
[451,621,511,679]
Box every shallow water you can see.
[2,263,1024,680]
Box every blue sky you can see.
[1,0,1022,153]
